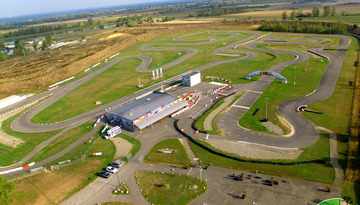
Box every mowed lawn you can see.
[0,113,61,166]
[135,171,207,205]
[31,29,253,123]
[25,121,94,164]
[143,139,190,166]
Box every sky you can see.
[0,0,168,18]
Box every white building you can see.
[182,72,201,87]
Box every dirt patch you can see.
[261,120,283,135]
[100,33,127,40]
[160,19,214,24]
[0,121,24,148]
[110,137,132,159]
[207,139,302,159]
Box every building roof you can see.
[183,72,200,78]
[134,100,188,129]
[110,92,178,121]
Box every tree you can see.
[41,35,52,51]
[290,10,297,20]
[87,18,94,26]
[0,175,16,204]
[312,7,320,17]
[331,7,336,16]
[33,43,37,51]
[341,11,346,16]
[343,195,353,205]
[323,6,331,17]
[282,11,287,20]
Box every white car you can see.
[106,166,118,173]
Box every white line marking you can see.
[247,90,263,94]
[187,167,192,175]
[232,105,250,109]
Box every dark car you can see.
[109,161,122,168]
[99,171,110,178]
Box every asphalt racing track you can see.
[0,30,351,183]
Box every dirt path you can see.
[109,137,133,159]
[317,126,344,185]
[0,113,24,148]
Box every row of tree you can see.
[258,21,347,34]
[282,6,336,20]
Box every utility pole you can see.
[265,97,269,122]
[293,67,296,86]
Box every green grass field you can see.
[134,171,207,205]
[143,139,190,166]
[24,121,94,164]
[31,29,254,123]
[0,113,61,166]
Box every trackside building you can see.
[106,91,188,132]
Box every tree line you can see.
[258,21,347,34]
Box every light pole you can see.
[265,97,269,122]
[199,167,203,182]
[293,67,296,86]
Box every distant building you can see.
[182,72,201,87]
[5,45,15,49]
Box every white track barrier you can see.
[0,162,35,175]
[0,93,53,118]
[49,76,75,88]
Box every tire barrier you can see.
[175,119,326,166]
[0,162,35,175]
[303,109,323,114]
[47,86,58,91]
[252,108,260,116]
[296,105,307,113]
[203,76,232,84]
[0,93,54,118]
[307,50,329,60]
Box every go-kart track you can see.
[0,30,351,204]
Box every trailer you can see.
[104,126,121,139]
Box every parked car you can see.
[106,166,118,173]
[99,171,110,178]
[110,161,122,168]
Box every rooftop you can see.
[183,71,200,78]
[110,92,178,121]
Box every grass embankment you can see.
[189,131,334,184]
[31,30,253,123]
[135,171,207,205]
[239,39,335,134]
[0,114,61,166]
[143,139,190,167]
[24,122,94,164]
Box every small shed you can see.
[182,72,201,87]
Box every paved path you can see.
[204,92,237,131]
[318,126,345,185]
